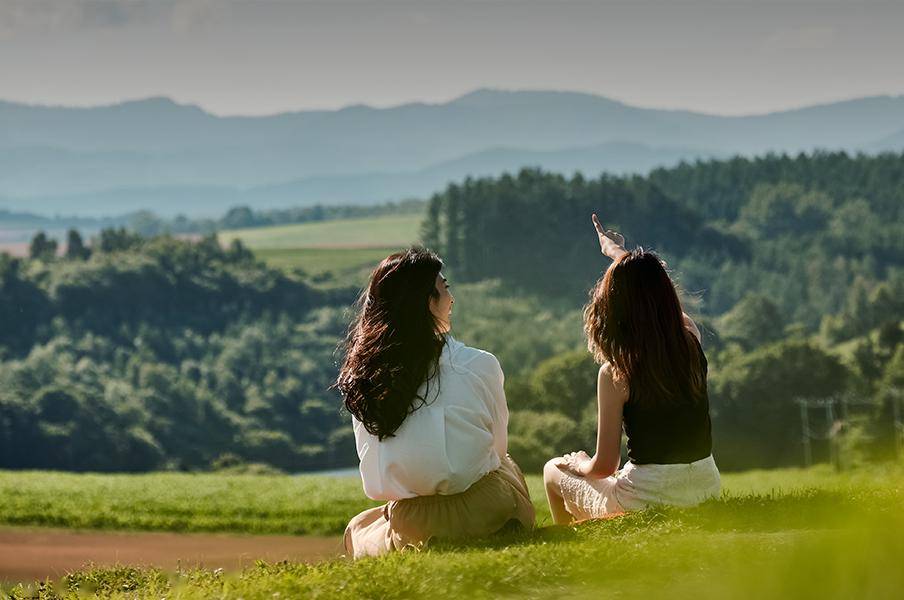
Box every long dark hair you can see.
[336,247,445,440]
[583,248,706,407]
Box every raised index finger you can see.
[592,213,605,234]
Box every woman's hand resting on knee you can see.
[555,450,594,477]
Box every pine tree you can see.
[65,229,91,260]
[421,195,443,253]
[28,231,57,260]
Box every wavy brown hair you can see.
[583,248,705,407]
[336,247,445,440]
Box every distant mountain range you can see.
[2,89,903,217]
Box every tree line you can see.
[1,232,358,472]
[423,152,904,470]
[1,151,902,473]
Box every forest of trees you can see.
[424,151,903,470]
[1,151,902,473]
[0,232,358,471]
[423,152,903,322]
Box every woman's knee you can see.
[543,458,563,489]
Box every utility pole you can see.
[892,388,903,460]
[798,399,812,468]
[826,400,839,471]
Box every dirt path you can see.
[0,527,344,585]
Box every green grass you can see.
[2,465,902,598]
[253,246,404,283]
[217,213,424,285]
[0,471,379,536]
[218,214,423,250]
[0,464,898,537]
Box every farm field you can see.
[217,213,423,283]
[1,464,902,598]
[218,214,423,250]
[218,212,423,285]
[253,246,402,280]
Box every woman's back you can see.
[354,337,508,500]
[341,248,534,558]
[621,334,713,465]
[542,220,720,524]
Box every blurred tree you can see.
[508,410,579,472]
[34,385,81,423]
[710,339,850,469]
[718,293,784,351]
[128,211,167,237]
[736,183,831,239]
[65,229,91,260]
[29,231,58,260]
[880,345,904,391]
[528,349,598,421]
[0,255,50,355]
[226,238,255,263]
[222,206,256,229]
[97,227,144,253]
[877,321,903,355]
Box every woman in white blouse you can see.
[337,247,534,558]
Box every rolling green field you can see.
[0,465,898,536]
[253,246,403,281]
[218,214,423,250]
[2,465,903,598]
[0,470,376,536]
[217,213,423,283]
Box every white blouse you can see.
[352,336,509,501]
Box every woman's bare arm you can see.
[585,363,628,477]
[554,363,627,478]
[592,214,627,261]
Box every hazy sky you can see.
[2,0,903,116]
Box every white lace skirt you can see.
[557,454,721,521]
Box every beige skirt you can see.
[344,454,535,559]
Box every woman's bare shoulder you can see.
[683,313,702,344]
[598,361,629,401]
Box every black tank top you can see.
[622,335,713,465]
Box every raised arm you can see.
[594,213,700,346]
[592,214,627,261]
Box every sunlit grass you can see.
[216,212,424,286]
[3,465,901,598]
[1,464,900,536]
[253,246,400,272]
[0,470,379,536]
[252,246,401,287]
[218,213,423,250]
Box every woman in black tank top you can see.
[621,334,713,465]
[542,214,720,525]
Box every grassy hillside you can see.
[252,247,402,279]
[219,213,422,250]
[2,465,901,598]
[0,465,899,536]
[218,213,423,283]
